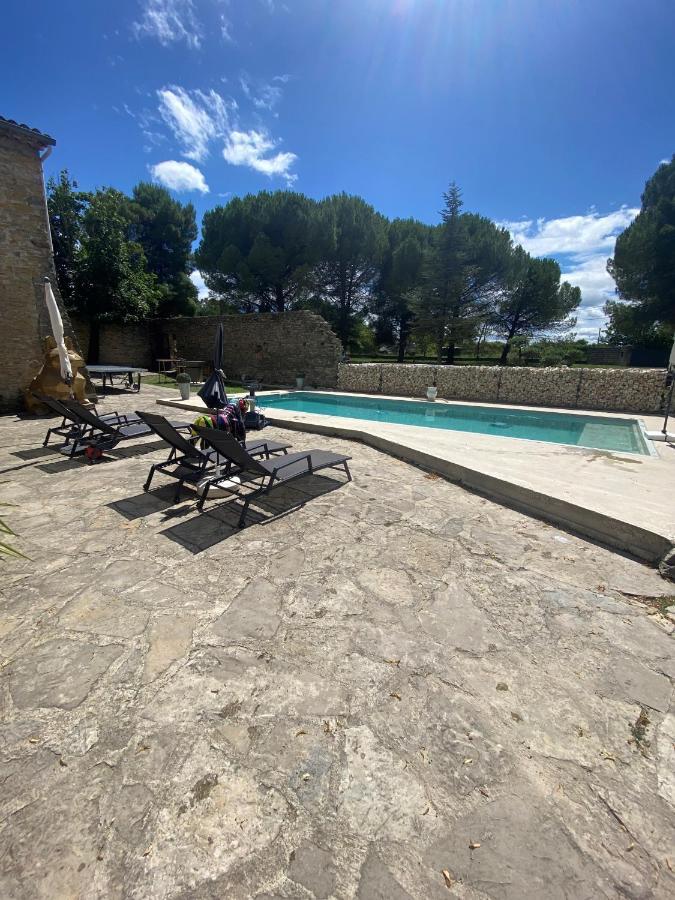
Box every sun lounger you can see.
[33,394,139,456]
[58,399,192,462]
[135,411,292,501]
[193,426,352,527]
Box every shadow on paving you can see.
[108,485,188,520]
[33,439,169,474]
[12,447,58,461]
[151,475,345,553]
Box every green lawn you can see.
[141,373,245,393]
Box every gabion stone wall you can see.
[577,367,667,412]
[381,364,436,397]
[337,363,668,414]
[337,363,382,393]
[435,365,501,403]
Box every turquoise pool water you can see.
[260,392,651,455]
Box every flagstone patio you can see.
[0,385,674,899]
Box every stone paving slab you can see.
[0,385,674,899]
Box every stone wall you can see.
[74,320,154,369]
[337,363,668,414]
[74,310,342,388]
[0,119,84,412]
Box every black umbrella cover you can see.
[198,323,228,409]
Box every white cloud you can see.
[154,81,299,185]
[220,14,234,42]
[222,129,297,181]
[500,207,639,339]
[239,72,289,111]
[133,0,202,49]
[149,160,209,193]
[190,270,209,298]
[157,86,232,162]
[500,207,638,259]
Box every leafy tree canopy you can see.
[492,247,581,363]
[608,156,675,328]
[74,188,160,361]
[196,191,320,313]
[46,170,89,306]
[129,182,198,317]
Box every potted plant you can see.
[296,372,305,389]
[176,372,191,400]
[427,378,438,401]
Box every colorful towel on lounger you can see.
[192,399,247,443]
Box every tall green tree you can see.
[129,182,198,317]
[374,218,429,361]
[493,247,581,363]
[74,188,160,362]
[607,156,675,329]
[196,191,319,312]
[414,184,512,363]
[47,170,89,306]
[603,300,673,348]
[314,193,388,348]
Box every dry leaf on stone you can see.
[390,692,402,701]
[469,841,481,850]
[442,869,454,888]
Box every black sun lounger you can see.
[58,399,192,462]
[193,426,352,527]
[35,394,141,453]
[135,411,292,502]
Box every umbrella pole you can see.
[662,372,674,436]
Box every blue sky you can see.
[3,0,674,336]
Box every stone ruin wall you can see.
[337,363,668,414]
[73,310,343,388]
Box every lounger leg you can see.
[343,461,352,482]
[237,495,251,528]
[173,480,184,503]
[143,465,156,492]
[196,483,209,511]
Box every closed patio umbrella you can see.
[198,322,227,410]
[662,336,675,435]
[44,276,72,384]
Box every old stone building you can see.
[0,116,81,412]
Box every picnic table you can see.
[87,365,148,393]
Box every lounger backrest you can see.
[59,399,117,435]
[135,411,204,459]
[193,426,269,475]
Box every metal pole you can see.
[663,373,674,435]
[664,339,675,436]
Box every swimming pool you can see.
[259,392,652,455]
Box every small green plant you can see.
[175,372,191,384]
[0,492,26,560]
